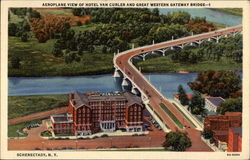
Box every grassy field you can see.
[72,23,103,33]
[210,8,242,16]
[8,36,114,77]
[33,8,73,16]
[159,103,184,129]
[8,94,67,119]
[135,56,242,73]
[8,118,45,137]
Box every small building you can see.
[205,97,225,112]
[50,113,74,134]
[228,127,242,152]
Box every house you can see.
[205,97,225,112]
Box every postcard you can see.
[1,0,249,159]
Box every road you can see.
[114,25,242,151]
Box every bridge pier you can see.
[131,86,140,96]
[121,77,130,87]
[113,68,122,78]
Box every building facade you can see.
[228,127,242,152]
[51,91,144,136]
[50,113,74,134]
[204,112,242,147]
[205,97,225,112]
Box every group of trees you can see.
[217,97,242,114]
[188,71,241,99]
[170,34,242,64]
[8,8,41,42]
[188,92,206,117]
[162,131,191,151]
[8,20,30,42]
[10,8,41,18]
[185,16,216,34]
[178,85,207,117]
[52,23,81,63]
[29,14,71,43]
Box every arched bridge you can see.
[113,25,242,151]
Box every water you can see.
[8,72,242,98]
[158,8,242,26]
[8,73,197,98]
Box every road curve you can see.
[114,26,242,151]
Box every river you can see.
[158,8,242,26]
[8,73,198,98]
[8,72,242,98]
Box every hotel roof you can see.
[71,91,142,109]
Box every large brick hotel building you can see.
[50,91,144,136]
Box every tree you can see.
[8,23,17,36]
[20,32,28,42]
[202,130,213,139]
[29,9,41,18]
[178,85,189,106]
[162,132,191,151]
[217,97,242,114]
[11,56,21,69]
[189,92,206,117]
[52,40,63,57]
[169,11,191,25]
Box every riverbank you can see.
[210,8,242,16]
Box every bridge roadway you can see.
[114,26,242,151]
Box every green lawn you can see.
[8,118,44,137]
[8,94,67,119]
[159,103,184,129]
[72,23,103,33]
[135,56,242,73]
[35,9,73,16]
[172,103,197,128]
[8,36,114,77]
